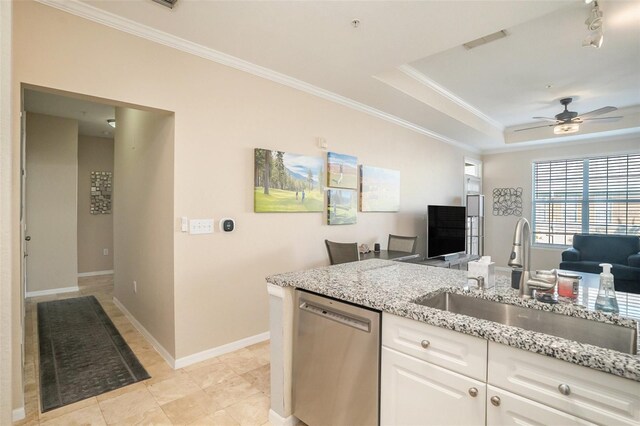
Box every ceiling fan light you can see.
[585,6,603,30]
[583,29,603,48]
[554,123,580,135]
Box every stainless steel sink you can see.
[414,292,638,354]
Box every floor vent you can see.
[463,30,508,50]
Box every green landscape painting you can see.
[327,189,357,225]
[254,148,324,212]
[327,152,358,189]
[360,165,400,212]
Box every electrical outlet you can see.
[103,248,109,256]
[133,280,137,294]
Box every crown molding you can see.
[35,0,478,153]
[398,65,504,131]
[481,127,640,155]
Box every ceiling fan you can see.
[515,97,621,134]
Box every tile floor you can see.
[15,275,272,426]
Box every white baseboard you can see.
[269,409,298,426]
[113,297,271,372]
[174,331,270,369]
[78,270,114,277]
[12,406,25,421]
[26,286,79,298]
[112,297,177,369]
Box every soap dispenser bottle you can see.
[594,263,619,314]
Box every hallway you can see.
[16,275,271,425]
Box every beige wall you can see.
[1,0,14,420]
[25,112,78,293]
[482,138,640,271]
[113,107,175,355]
[11,0,473,380]
[77,135,114,274]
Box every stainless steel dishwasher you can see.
[293,289,381,426]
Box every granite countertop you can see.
[266,259,640,382]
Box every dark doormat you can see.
[38,295,150,412]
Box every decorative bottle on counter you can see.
[594,263,619,314]
[557,273,580,300]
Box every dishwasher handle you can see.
[299,300,371,333]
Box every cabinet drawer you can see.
[382,313,487,381]
[381,346,485,426]
[486,385,596,426]
[488,342,640,425]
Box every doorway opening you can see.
[23,89,116,298]
[19,84,175,418]
[464,158,483,257]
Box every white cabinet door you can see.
[381,346,485,426]
[382,313,487,381]
[486,385,596,426]
[488,342,640,425]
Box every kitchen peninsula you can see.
[266,260,640,426]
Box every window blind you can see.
[533,153,640,246]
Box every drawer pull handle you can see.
[490,396,501,407]
[468,387,478,397]
[558,384,571,396]
[420,340,430,349]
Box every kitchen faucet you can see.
[467,276,485,291]
[508,217,557,299]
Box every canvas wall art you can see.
[254,148,324,212]
[360,166,400,212]
[327,152,358,189]
[327,189,357,225]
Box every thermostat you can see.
[220,218,235,232]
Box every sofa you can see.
[560,234,640,294]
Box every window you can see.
[533,153,640,246]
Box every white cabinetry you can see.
[486,385,596,426]
[382,312,487,380]
[488,341,640,426]
[381,347,485,426]
[382,313,640,426]
[381,314,487,426]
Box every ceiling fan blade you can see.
[582,116,623,122]
[514,123,555,132]
[577,106,617,119]
[532,116,558,122]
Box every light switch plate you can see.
[189,218,214,234]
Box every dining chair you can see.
[325,240,360,265]
[388,234,418,254]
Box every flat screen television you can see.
[427,205,466,258]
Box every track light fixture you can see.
[583,1,604,48]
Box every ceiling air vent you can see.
[151,0,178,9]
[463,30,508,50]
